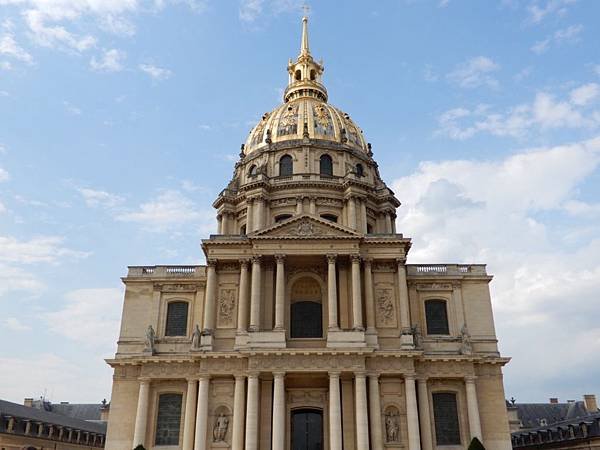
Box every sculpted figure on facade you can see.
[213,413,229,442]
[191,324,201,350]
[144,325,156,354]
[376,288,395,326]
[460,323,473,355]
[218,289,236,326]
[411,323,424,349]
[385,409,400,443]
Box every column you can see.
[384,213,392,234]
[255,196,265,230]
[237,259,250,334]
[249,256,262,332]
[296,196,303,215]
[274,255,285,330]
[246,198,254,232]
[182,379,197,450]
[405,374,421,450]
[202,259,217,333]
[217,214,223,234]
[221,212,230,234]
[272,372,286,450]
[232,375,246,450]
[327,254,339,330]
[194,376,210,450]
[417,377,433,450]
[309,197,316,214]
[354,373,369,450]
[329,372,343,450]
[348,197,357,229]
[465,376,483,441]
[244,373,260,450]
[351,255,364,331]
[360,198,368,233]
[132,379,150,448]
[396,259,412,336]
[364,258,376,333]
[368,374,384,450]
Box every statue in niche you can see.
[385,410,400,443]
[411,324,424,349]
[144,325,156,354]
[213,413,229,442]
[190,324,201,350]
[460,324,473,355]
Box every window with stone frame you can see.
[290,277,323,339]
[432,392,461,446]
[155,393,183,446]
[279,154,293,176]
[425,299,450,335]
[165,301,189,336]
[319,154,333,176]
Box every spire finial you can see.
[300,6,310,56]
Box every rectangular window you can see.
[425,300,450,335]
[155,393,183,446]
[165,302,188,336]
[433,392,461,445]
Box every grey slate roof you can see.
[513,401,590,429]
[0,399,107,434]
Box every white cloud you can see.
[139,63,172,80]
[569,82,599,106]
[527,0,577,24]
[392,136,600,399]
[90,48,125,72]
[436,83,600,140]
[63,100,82,115]
[239,0,303,23]
[0,353,112,403]
[77,187,125,208]
[0,166,9,181]
[116,189,214,232]
[531,24,583,54]
[0,263,45,297]
[446,56,499,89]
[2,317,32,331]
[43,288,123,350]
[0,235,89,264]
[0,34,33,63]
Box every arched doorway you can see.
[291,409,323,450]
[290,277,323,338]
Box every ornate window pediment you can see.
[252,214,359,239]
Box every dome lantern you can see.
[284,16,327,103]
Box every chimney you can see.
[584,394,598,412]
[23,398,34,407]
[549,398,559,404]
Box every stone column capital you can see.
[138,377,151,384]
[395,257,407,265]
[234,374,246,381]
[247,371,260,379]
[326,253,337,263]
[404,373,417,381]
[416,376,429,384]
[363,257,373,266]
[354,371,367,379]
[251,255,262,264]
[239,258,250,267]
[328,371,341,378]
[207,259,218,268]
[464,375,477,383]
[186,378,198,384]
[350,253,362,263]
[274,254,286,264]
[367,372,380,380]
[272,371,286,379]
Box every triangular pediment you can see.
[252,214,361,239]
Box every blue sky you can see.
[1,0,599,404]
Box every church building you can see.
[105,17,512,450]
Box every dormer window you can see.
[295,70,301,81]
[248,165,258,176]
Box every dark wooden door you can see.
[291,409,323,450]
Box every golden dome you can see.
[244,98,368,155]
[243,16,368,155]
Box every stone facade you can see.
[105,16,512,450]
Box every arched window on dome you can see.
[295,69,301,81]
[356,163,364,177]
[248,164,258,177]
[279,154,293,176]
[319,154,333,177]
[310,69,316,81]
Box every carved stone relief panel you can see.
[375,285,397,328]
[248,354,365,372]
[217,286,237,329]
[372,261,397,273]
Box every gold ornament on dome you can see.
[277,103,299,136]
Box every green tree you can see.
[468,437,486,450]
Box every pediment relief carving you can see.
[252,214,360,239]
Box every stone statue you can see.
[460,324,473,355]
[411,324,424,349]
[191,324,201,350]
[385,411,399,442]
[144,325,156,354]
[213,413,229,442]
